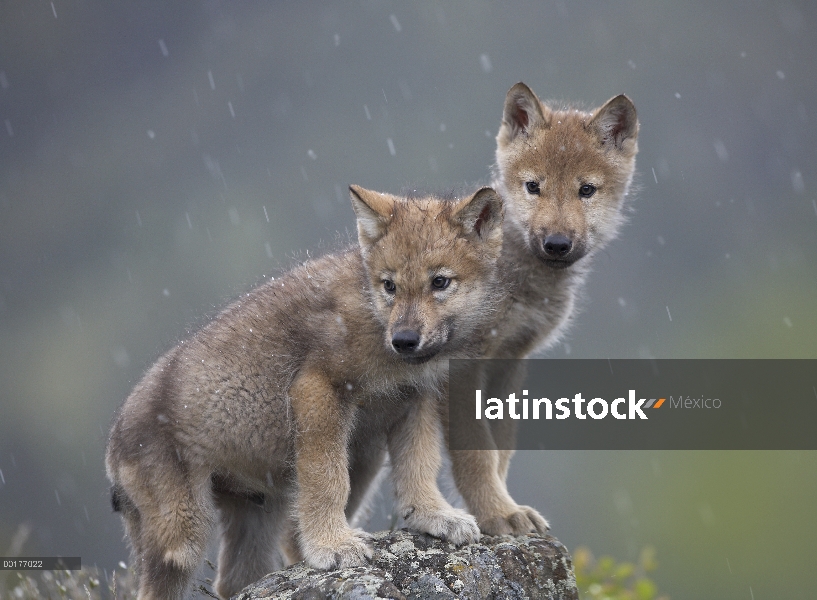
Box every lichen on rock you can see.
[235,530,578,600]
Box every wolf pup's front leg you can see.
[389,393,480,545]
[449,447,549,535]
[446,361,549,536]
[290,369,374,569]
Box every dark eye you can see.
[383,279,396,293]
[579,183,596,198]
[525,181,540,195]
[431,276,451,290]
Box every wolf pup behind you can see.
[106,185,503,599]
[447,83,639,535]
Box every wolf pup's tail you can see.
[110,484,125,512]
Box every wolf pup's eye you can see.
[431,276,451,290]
[383,279,396,293]
[579,183,597,198]
[525,181,540,195]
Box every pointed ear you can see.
[589,94,638,149]
[452,187,504,243]
[349,185,394,246]
[500,82,547,141]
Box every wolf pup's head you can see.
[495,82,638,269]
[350,185,504,364]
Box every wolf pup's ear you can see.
[589,94,638,150]
[453,187,504,243]
[350,185,395,246]
[500,82,547,142]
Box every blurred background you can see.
[1,1,815,597]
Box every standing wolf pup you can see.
[106,185,504,599]
[445,83,639,535]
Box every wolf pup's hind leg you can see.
[213,489,288,599]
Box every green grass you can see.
[3,561,221,599]
[574,546,669,600]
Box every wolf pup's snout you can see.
[392,329,421,353]
[542,233,572,258]
[541,232,585,267]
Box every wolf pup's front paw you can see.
[404,505,480,546]
[302,528,374,570]
[479,504,549,536]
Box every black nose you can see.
[543,234,572,258]
[392,330,420,353]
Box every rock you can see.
[234,529,578,600]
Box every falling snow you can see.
[0,7,814,590]
[791,170,804,193]
[713,139,729,162]
[389,14,402,32]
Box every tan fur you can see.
[446,83,639,535]
[106,186,504,599]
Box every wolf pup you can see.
[446,82,639,536]
[106,185,503,599]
